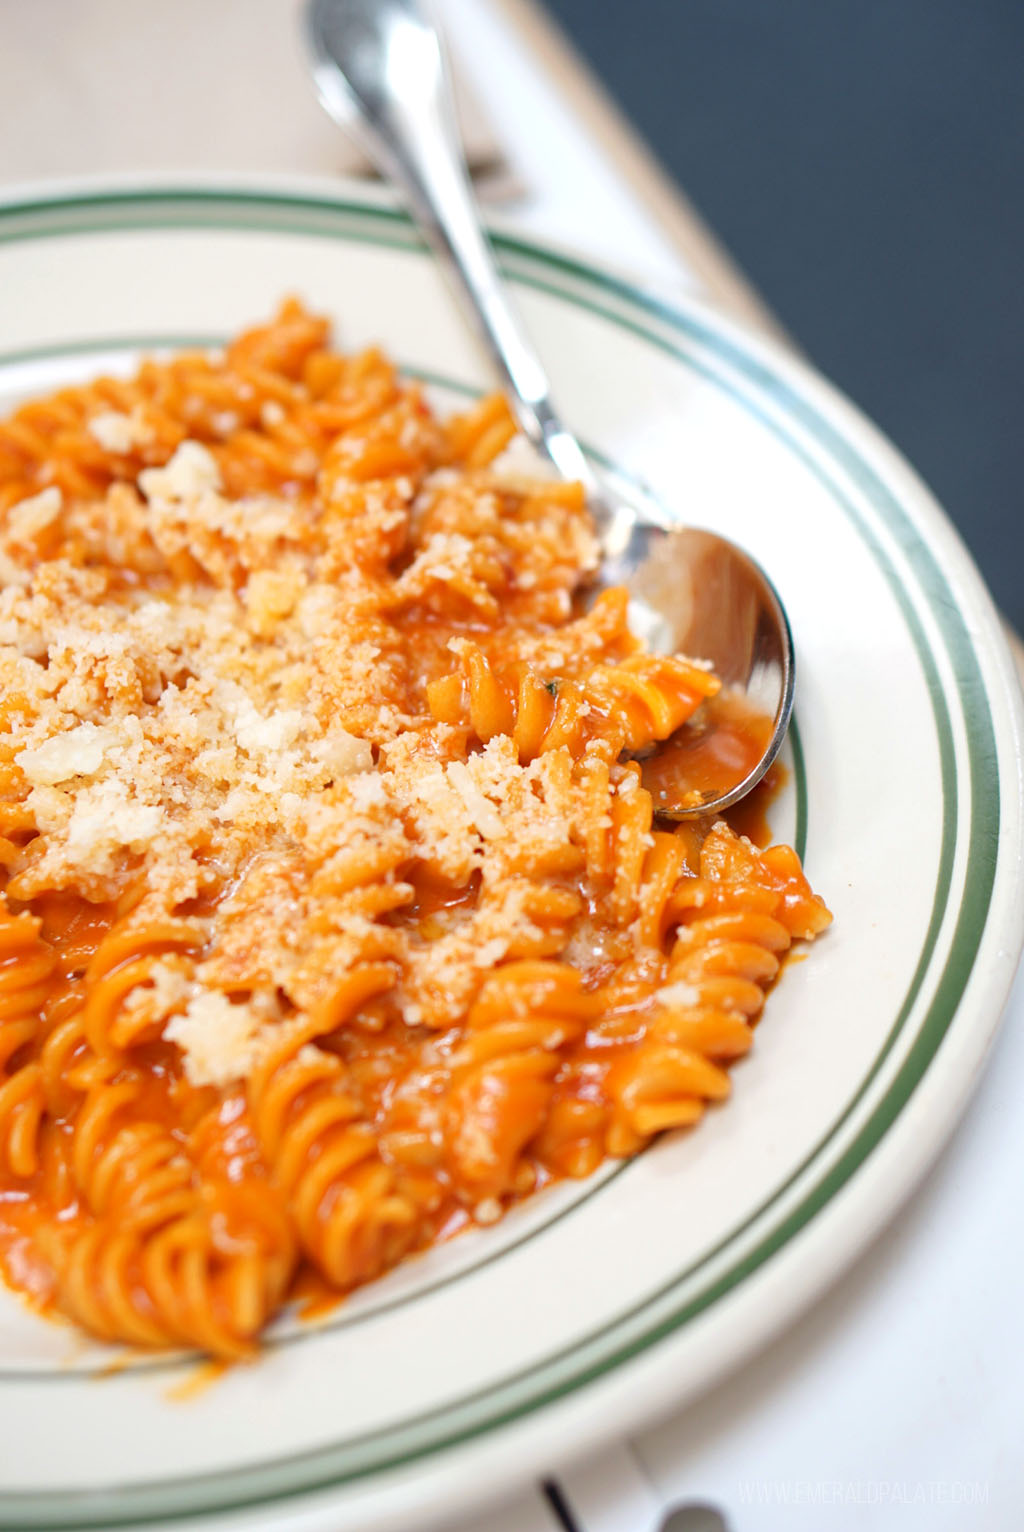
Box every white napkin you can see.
[0,0,506,187]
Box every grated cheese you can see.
[17,721,122,786]
[656,981,702,1008]
[164,990,271,1088]
[6,487,62,542]
[87,408,153,454]
[139,440,221,501]
[445,760,505,840]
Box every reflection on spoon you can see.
[641,690,775,815]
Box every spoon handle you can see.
[305,0,595,487]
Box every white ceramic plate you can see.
[0,179,1021,1532]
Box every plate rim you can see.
[0,175,1021,1530]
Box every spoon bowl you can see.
[305,0,794,817]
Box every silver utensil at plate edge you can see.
[304,0,795,819]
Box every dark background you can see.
[544,0,1024,633]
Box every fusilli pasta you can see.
[0,302,830,1356]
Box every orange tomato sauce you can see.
[0,302,829,1359]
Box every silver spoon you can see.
[305,0,793,818]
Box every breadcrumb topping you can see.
[1,393,613,1085]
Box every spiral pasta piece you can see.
[80,914,205,1055]
[439,963,606,1201]
[247,970,425,1289]
[600,829,829,1153]
[60,1083,295,1356]
[0,907,57,1178]
[428,640,719,763]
